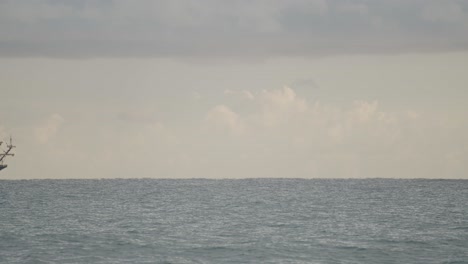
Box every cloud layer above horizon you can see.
[1,55,467,179]
[1,0,468,57]
[0,1,467,179]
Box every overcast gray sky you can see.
[1,0,467,179]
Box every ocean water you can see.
[0,179,467,264]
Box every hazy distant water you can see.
[0,179,467,264]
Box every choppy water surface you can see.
[0,179,467,263]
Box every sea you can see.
[0,179,467,264]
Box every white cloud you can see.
[201,86,465,178]
[224,89,255,100]
[216,86,404,154]
[4,84,467,179]
[205,105,245,135]
[242,90,255,100]
[261,86,307,111]
[1,54,467,179]
[258,86,307,126]
[348,100,378,123]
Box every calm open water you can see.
[0,179,467,263]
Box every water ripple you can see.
[0,179,467,263]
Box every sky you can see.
[0,0,467,179]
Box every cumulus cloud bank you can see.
[1,0,468,57]
[3,81,467,179]
[204,87,467,178]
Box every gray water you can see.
[0,179,467,264]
